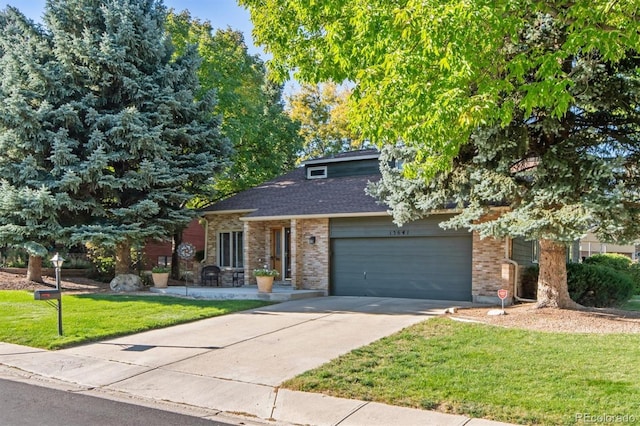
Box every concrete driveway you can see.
[63,296,465,386]
[0,296,489,425]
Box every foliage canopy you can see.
[242,0,640,307]
[167,11,301,204]
[287,82,366,160]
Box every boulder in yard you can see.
[109,274,143,292]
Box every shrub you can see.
[566,263,635,307]
[86,243,115,282]
[583,253,632,270]
[584,253,640,295]
[520,265,539,299]
[0,247,29,267]
[518,263,635,307]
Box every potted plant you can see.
[253,268,279,293]
[151,266,171,288]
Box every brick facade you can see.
[293,218,329,291]
[203,213,330,293]
[142,218,205,269]
[204,212,514,301]
[202,213,244,286]
[471,233,508,303]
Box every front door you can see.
[271,227,291,279]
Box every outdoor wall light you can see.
[308,236,316,244]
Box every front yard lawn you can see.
[0,291,271,350]
[621,295,640,311]
[283,318,640,425]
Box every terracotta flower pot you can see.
[152,272,169,288]
[256,276,274,293]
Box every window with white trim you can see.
[219,231,243,268]
[306,165,327,179]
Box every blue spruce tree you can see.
[0,1,229,277]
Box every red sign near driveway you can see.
[497,289,508,300]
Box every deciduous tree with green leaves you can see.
[166,11,301,204]
[287,82,365,160]
[242,0,640,308]
[0,0,229,276]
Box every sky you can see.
[0,0,265,57]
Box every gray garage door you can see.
[330,216,472,301]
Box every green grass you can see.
[283,318,640,425]
[0,291,271,350]
[621,295,640,311]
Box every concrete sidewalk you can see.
[0,296,511,426]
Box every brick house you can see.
[200,150,536,303]
[142,218,205,269]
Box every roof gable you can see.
[203,150,387,218]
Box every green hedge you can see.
[583,253,640,294]
[566,263,635,307]
[583,253,632,270]
[520,263,635,307]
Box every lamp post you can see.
[50,253,65,336]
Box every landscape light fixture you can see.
[51,252,65,335]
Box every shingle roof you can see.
[303,148,380,164]
[201,164,388,219]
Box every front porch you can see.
[149,283,325,302]
[204,213,330,292]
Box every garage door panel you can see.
[331,236,472,301]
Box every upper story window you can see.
[306,165,327,179]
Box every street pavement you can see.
[0,378,234,425]
[0,296,513,426]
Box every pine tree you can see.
[0,7,66,282]
[0,1,229,276]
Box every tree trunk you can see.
[26,255,43,283]
[171,230,182,280]
[114,240,131,275]
[536,239,580,309]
